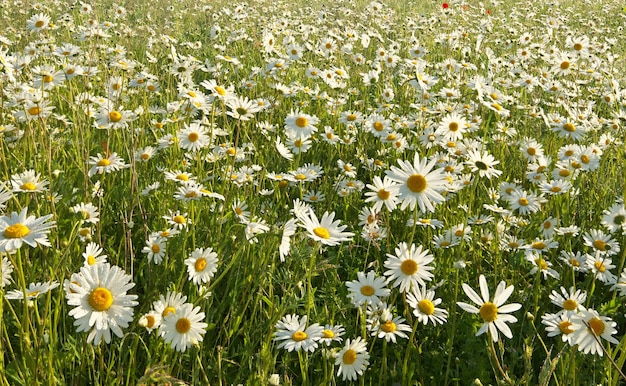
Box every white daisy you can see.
[0,208,55,253]
[161,303,208,352]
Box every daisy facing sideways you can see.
[457,274,521,342]
[0,208,55,253]
[297,210,354,246]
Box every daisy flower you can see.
[82,242,107,267]
[549,286,587,316]
[369,308,411,343]
[278,218,298,262]
[163,210,190,230]
[436,112,468,141]
[583,229,620,256]
[0,208,55,253]
[456,274,521,342]
[601,203,626,234]
[1,256,14,287]
[185,247,218,285]
[141,235,166,264]
[507,190,543,215]
[161,303,208,352]
[541,313,576,344]
[88,152,128,177]
[153,291,187,320]
[284,109,319,139]
[66,263,138,345]
[384,242,435,293]
[27,12,51,32]
[335,336,370,381]
[5,280,60,300]
[273,314,323,353]
[178,122,211,152]
[465,149,502,179]
[586,254,617,284]
[319,324,345,346]
[138,310,162,333]
[406,285,448,325]
[11,170,49,193]
[345,271,391,307]
[385,153,447,212]
[570,309,619,356]
[297,210,354,247]
[364,176,399,212]
[71,202,100,225]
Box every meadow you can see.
[1,0,626,384]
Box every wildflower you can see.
[5,281,60,300]
[297,210,354,247]
[185,247,218,285]
[364,176,399,212]
[153,291,187,320]
[319,324,345,346]
[0,208,55,253]
[570,310,619,356]
[457,274,521,342]
[601,203,626,234]
[549,286,586,316]
[335,337,370,381]
[11,170,49,193]
[345,271,390,307]
[278,218,298,262]
[384,242,434,293]
[71,202,100,225]
[138,310,161,333]
[368,307,412,343]
[1,256,14,287]
[273,314,323,352]
[406,285,448,325]
[27,13,51,32]
[507,190,543,215]
[583,229,620,256]
[161,303,208,352]
[178,122,211,152]
[465,149,502,179]
[141,235,166,264]
[385,153,447,212]
[284,110,319,139]
[586,254,617,284]
[163,210,190,230]
[66,263,138,345]
[82,242,107,267]
[541,313,576,344]
[245,220,270,243]
[88,153,128,177]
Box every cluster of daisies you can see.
[2,0,626,383]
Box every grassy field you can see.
[1,0,626,384]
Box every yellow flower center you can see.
[151,244,161,253]
[532,241,547,250]
[43,75,54,83]
[534,258,548,270]
[418,299,435,315]
[88,287,113,312]
[562,299,578,311]
[322,329,335,339]
[560,61,570,70]
[176,317,192,333]
[381,320,397,333]
[580,155,590,164]
[563,123,575,132]
[35,20,45,28]
[109,111,122,123]
[194,257,207,272]
[215,86,226,96]
[360,285,375,296]
[4,223,31,239]
[594,261,606,273]
[292,331,307,342]
[28,106,42,116]
[479,302,498,322]
[295,116,308,128]
[87,255,96,265]
[173,215,186,224]
[21,182,37,190]
[373,121,384,131]
[343,349,357,365]
[377,189,391,200]
[448,122,459,131]
[573,43,583,51]
[518,197,529,206]
[188,132,199,142]
[593,239,607,251]
[176,174,189,181]
[587,317,605,335]
[97,158,111,167]
[163,306,176,317]
[140,153,150,160]
[313,227,330,239]
[558,320,574,334]
[400,259,418,275]
[406,174,427,193]
[145,315,156,328]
